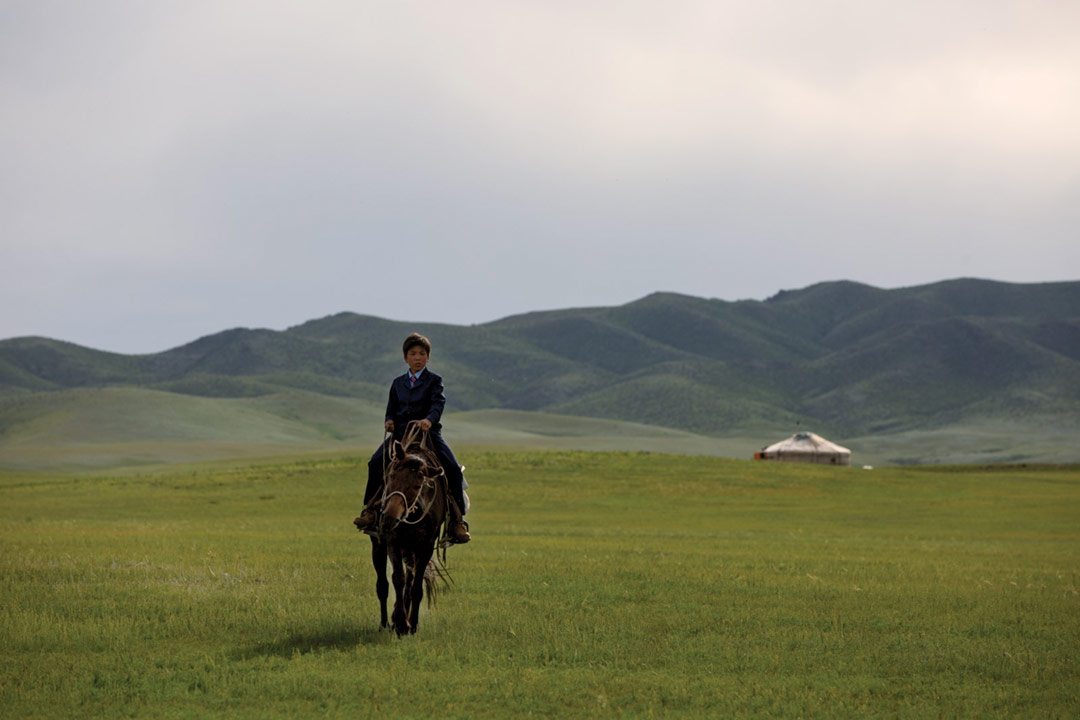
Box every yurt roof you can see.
[764,432,851,455]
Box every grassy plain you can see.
[4,388,1077,473]
[2,451,1078,718]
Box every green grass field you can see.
[2,451,1078,718]
[3,387,1078,473]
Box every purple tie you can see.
[410,375,417,387]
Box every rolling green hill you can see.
[1,278,1078,469]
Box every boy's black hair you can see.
[402,332,431,357]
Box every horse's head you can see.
[378,440,444,536]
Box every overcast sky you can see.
[2,1,1078,354]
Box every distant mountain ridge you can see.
[2,278,1078,438]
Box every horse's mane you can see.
[393,443,442,476]
[391,421,444,475]
[393,453,428,472]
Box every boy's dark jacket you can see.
[385,369,446,436]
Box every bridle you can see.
[381,469,438,526]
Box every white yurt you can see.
[757,432,851,466]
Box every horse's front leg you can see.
[403,564,415,625]
[389,548,409,636]
[407,546,434,634]
[370,537,388,628]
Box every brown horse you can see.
[367,428,449,635]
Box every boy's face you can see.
[405,346,429,374]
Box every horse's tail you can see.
[423,556,454,608]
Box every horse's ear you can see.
[392,440,405,460]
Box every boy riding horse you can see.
[354,333,471,544]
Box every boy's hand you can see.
[419,419,432,431]
[384,420,394,433]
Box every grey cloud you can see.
[2,1,1078,353]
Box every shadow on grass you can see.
[235,624,390,660]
